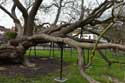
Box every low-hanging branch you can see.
[27,33,125,51]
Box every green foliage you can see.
[4,31,17,39]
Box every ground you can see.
[0,56,64,77]
[0,49,125,83]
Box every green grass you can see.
[27,49,78,63]
[0,49,125,83]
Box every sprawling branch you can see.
[27,34,125,51]
[77,48,100,83]
[51,0,114,36]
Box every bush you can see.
[5,31,17,39]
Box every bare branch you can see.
[86,23,113,67]
[77,48,100,83]
[82,27,111,42]
[62,1,74,7]
[13,0,28,19]
[54,0,114,35]
[79,0,85,21]
[0,4,18,22]
[28,34,125,51]
[29,0,43,20]
[53,0,64,25]
[98,50,125,66]
[41,3,59,9]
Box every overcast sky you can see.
[0,0,104,28]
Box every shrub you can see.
[5,31,17,39]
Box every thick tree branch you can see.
[77,48,100,83]
[13,0,28,19]
[29,0,43,20]
[27,34,125,51]
[11,3,17,19]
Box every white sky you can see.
[0,1,14,28]
[0,0,104,28]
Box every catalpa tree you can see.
[0,0,125,82]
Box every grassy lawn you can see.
[0,48,125,83]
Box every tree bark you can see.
[77,48,100,83]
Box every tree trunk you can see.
[0,39,34,67]
[23,18,34,36]
[0,42,25,64]
[15,22,24,38]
